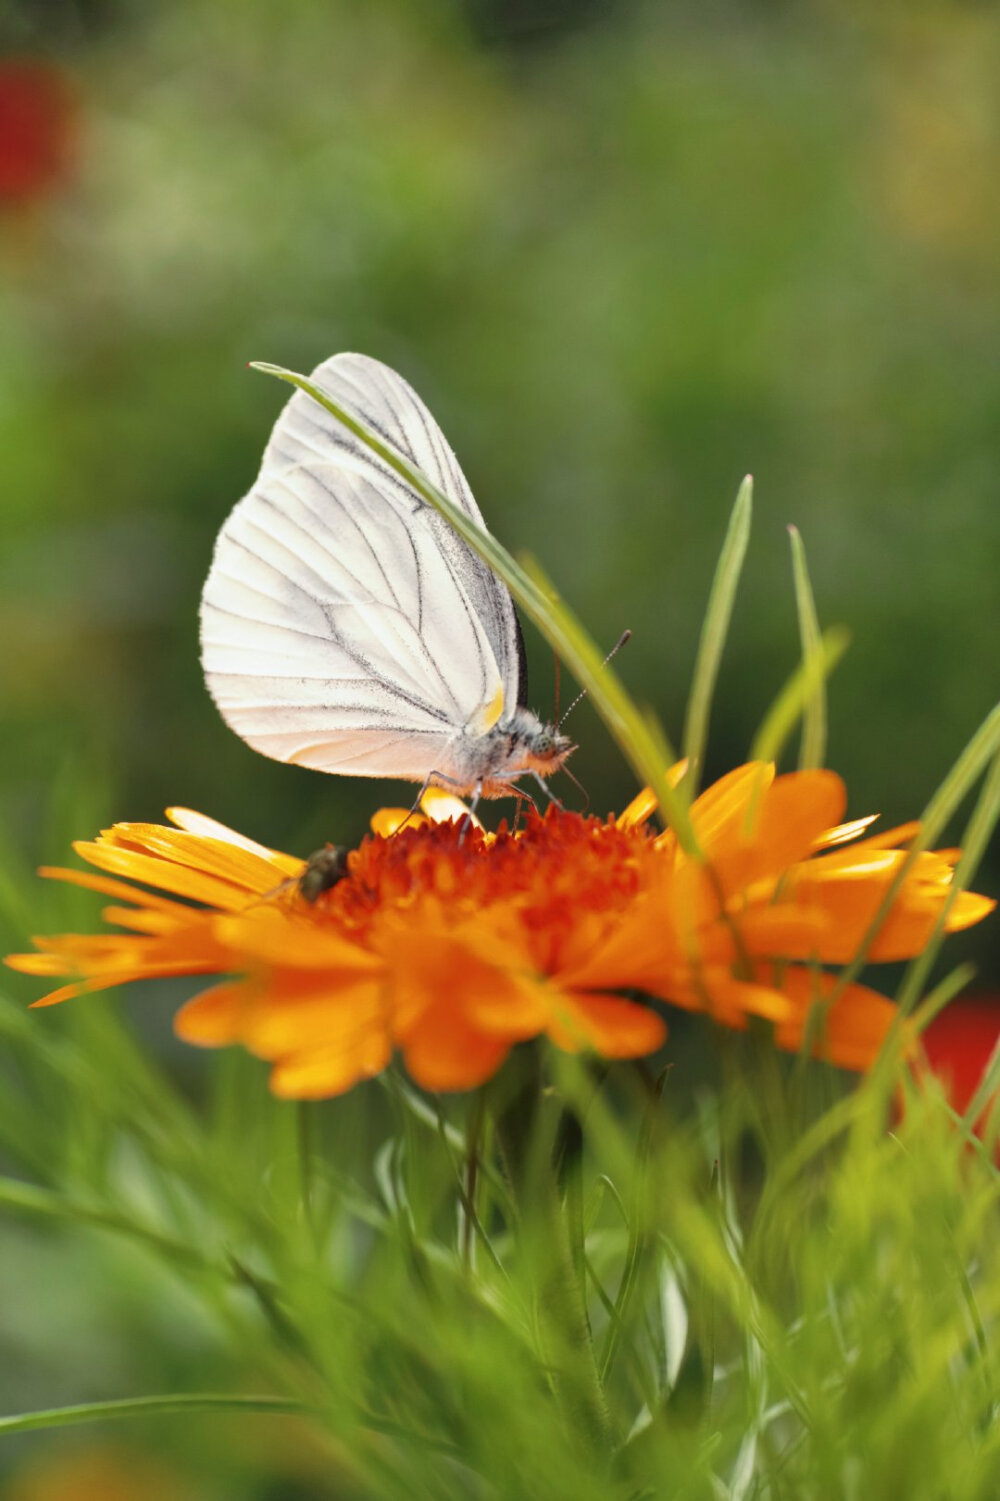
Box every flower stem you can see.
[494,1053,612,1455]
[462,1087,487,1270]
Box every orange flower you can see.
[6,766,993,1098]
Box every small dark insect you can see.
[298,844,351,902]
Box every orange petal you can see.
[166,808,303,876]
[619,763,689,830]
[71,841,257,911]
[29,960,222,1008]
[781,853,994,963]
[619,787,659,829]
[420,788,481,827]
[736,905,831,957]
[18,932,148,962]
[36,865,193,914]
[370,807,428,838]
[100,823,296,896]
[868,891,995,963]
[811,816,879,851]
[698,972,795,1026]
[240,979,386,1059]
[464,972,552,1036]
[5,951,76,976]
[690,763,775,847]
[770,967,898,1071]
[99,905,189,935]
[214,910,382,976]
[175,980,251,1045]
[548,991,666,1057]
[706,770,847,897]
[386,927,545,1042]
[402,1011,511,1092]
[269,1030,392,1098]
[850,820,921,852]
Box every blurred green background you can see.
[3,0,999,869]
[1,1,999,1493]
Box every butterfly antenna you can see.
[557,629,632,730]
[560,762,591,815]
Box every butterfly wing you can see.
[260,353,525,703]
[200,354,522,780]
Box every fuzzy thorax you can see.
[444,706,575,797]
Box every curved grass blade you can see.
[0,1174,212,1269]
[961,1034,1000,1133]
[682,476,753,797]
[251,362,699,854]
[788,526,826,771]
[599,1067,667,1384]
[910,962,979,1037]
[895,746,1000,1019]
[0,1393,315,1438]
[829,701,1000,1057]
[749,626,849,768]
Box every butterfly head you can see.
[518,719,576,777]
[496,706,575,784]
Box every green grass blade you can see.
[251,362,698,852]
[788,526,826,771]
[909,962,979,1036]
[749,626,850,768]
[682,476,753,797]
[0,1393,315,1438]
[0,1174,212,1267]
[961,1034,1000,1131]
[599,1068,666,1385]
[837,702,1000,1039]
[908,702,1000,847]
[895,747,1000,1018]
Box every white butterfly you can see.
[200,353,574,807]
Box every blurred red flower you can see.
[920,992,1000,1136]
[0,59,76,203]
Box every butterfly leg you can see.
[458,782,484,845]
[240,875,298,911]
[509,784,537,834]
[396,772,439,833]
[399,770,478,837]
[400,768,466,831]
[530,772,564,812]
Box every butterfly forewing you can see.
[259,354,523,701]
[201,354,521,780]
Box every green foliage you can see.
[683,476,753,798]
[0,960,997,1497]
[788,527,826,774]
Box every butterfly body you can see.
[201,353,574,802]
[439,705,574,799]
